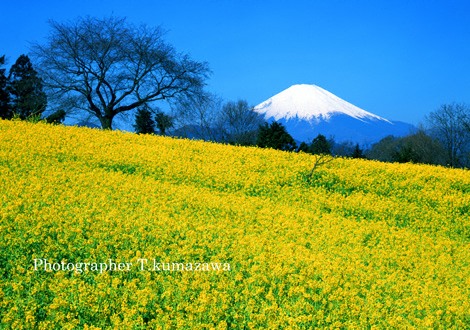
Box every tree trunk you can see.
[99,116,114,130]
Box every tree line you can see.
[119,86,470,168]
[1,16,469,168]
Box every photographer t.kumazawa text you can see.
[33,258,231,273]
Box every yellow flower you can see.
[0,120,468,328]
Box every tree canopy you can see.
[310,134,331,155]
[31,16,210,129]
[257,121,297,151]
[7,54,47,120]
[133,108,155,134]
[155,111,174,136]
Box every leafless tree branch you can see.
[30,16,210,129]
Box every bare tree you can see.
[171,93,223,141]
[31,16,210,129]
[307,154,334,179]
[426,103,470,167]
[218,100,265,145]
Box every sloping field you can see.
[0,120,469,329]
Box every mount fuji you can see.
[254,84,415,145]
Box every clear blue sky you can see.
[1,0,469,124]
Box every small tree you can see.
[0,55,12,119]
[351,143,364,158]
[257,121,297,151]
[155,111,174,136]
[306,153,334,179]
[7,54,47,120]
[310,134,331,155]
[45,109,66,124]
[133,108,155,134]
[297,141,311,153]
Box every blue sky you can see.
[1,0,469,124]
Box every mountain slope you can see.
[254,84,415,144]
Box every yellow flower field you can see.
[0,119,469,329]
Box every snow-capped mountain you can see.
[254,84,415,145]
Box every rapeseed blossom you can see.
[0,120,469,328]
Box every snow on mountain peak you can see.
[254,84,390,123]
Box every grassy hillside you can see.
[1,120,469,329]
